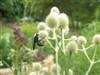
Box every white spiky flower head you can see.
[66,41,78,53]
[59,13,69,29]
[51,64,61,74]
[92,34,100,45]
[78,36,87,45]
[29,72,36,75]
[32,62,42,72]
[38,30,48,40]
[68,69,73,75]
[37,22,47,31]
[46,12,59,29]
[71,35,78,41]
[50,6,60,14]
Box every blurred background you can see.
[0,0,100,27]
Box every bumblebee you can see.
[33,33,44,49]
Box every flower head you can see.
[66,41,78,53]
[12,25,28,45]
[78,36,87,45]
[37,22,47,31]
[46,12,59,29]
[51,64,61,74]
[38,30,48,40]
[92,34,100,45]
[59,13,69,29]
[32,62,42,72]
[50,6,60,14]
[71,35,77,41]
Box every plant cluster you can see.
[32,7,100,75]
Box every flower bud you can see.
[68,69,73,75]
[50,6,60,14]
[66,41,78,53]
[46,12,59,28]
[59,13,69,29]
[37,22,47,31]
[92,34,100,45]
[32,62,42,72]
[78,36,87,45]
[38,30,48,40]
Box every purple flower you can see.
[12,25,28,45]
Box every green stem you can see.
[85,45,97,75]
[47,40,55,51]
[82,44,91,62]
[61,29,65,53]
[56,51,59,75]
[67,52,72,72]
[85,63,94,75]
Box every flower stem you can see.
[85,62,94,75]
[82,44,91,62]
[61,29,65,53]
[85,45,97,75]
[56,51,59,75]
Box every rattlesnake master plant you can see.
[33,6,100,75]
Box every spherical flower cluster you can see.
[51,64,61,74]
[50,6,60,14]
[92,34,100,45]
[46,12,59,28]
[37,22,47,31]
[38,30,48,40]
[66,41,78,53]
[71,35,77,41]
[78,36,87,45]
[32,62,42,72]
[59,13,69,29]
[45,7,69,30]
